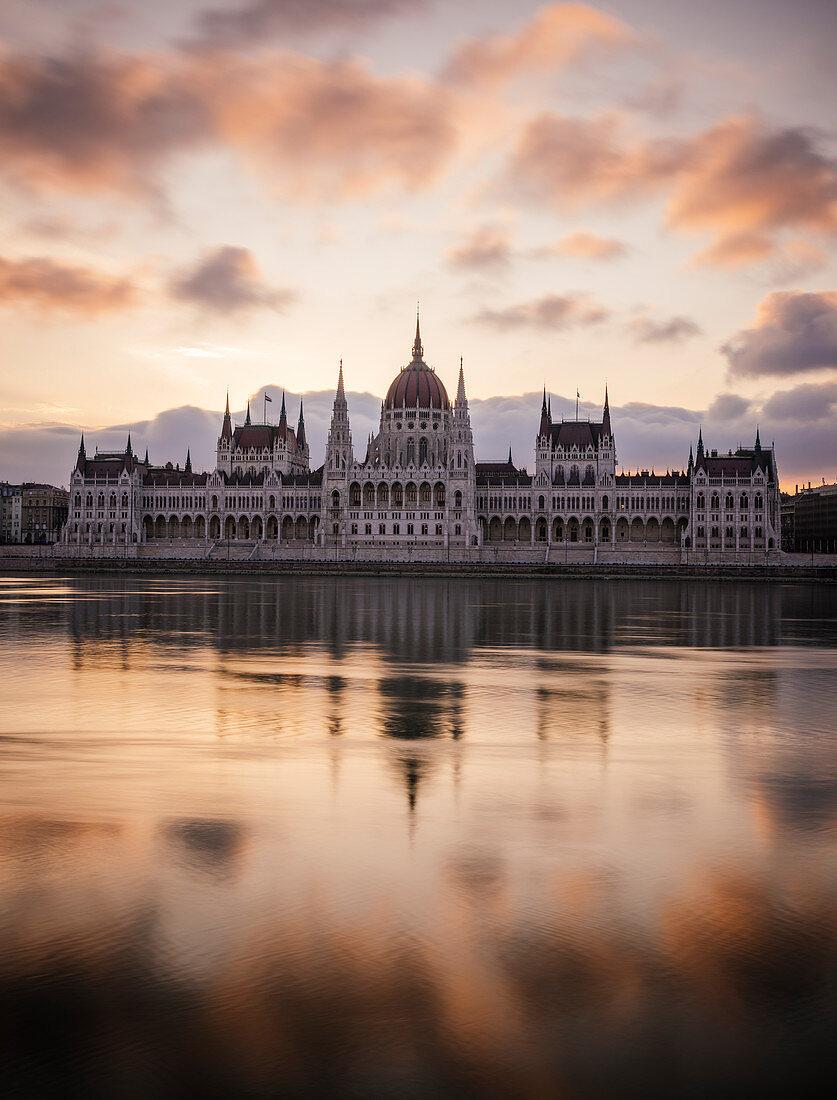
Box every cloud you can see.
[544,231,628,261]
[0,51,211,196]
[762,378,837,422]
[0,254,138,315]
[442,2,636,88]
[502,111,680,210]
[187,0,421,50]
[707,393,751,421]
[629,315,702,344]
[474,293,609,331]
[723,291,837,378]
[502,112,837,266]
[665,116,837,253]
[2,382,832,489]
[0,48,457,200]
[447,226,512,270]
[169,246,294,314]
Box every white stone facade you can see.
[61,320,782,558]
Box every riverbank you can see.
[1,552,835,581]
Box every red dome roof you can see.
[384,316,450,410]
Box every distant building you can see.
[21,484,69,544]
[788,483,837,554]
[1,483,22,544]
[61,316,782,559]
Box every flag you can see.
[576,389,580,399]
[264,394,273,402]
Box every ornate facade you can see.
[61,316,782,558]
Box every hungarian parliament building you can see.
[61,317,781,559]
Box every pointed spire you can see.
[508,445,513,466]
[688,444,694,470]
[539,386,551,438]
[144,447,149,465]
[279,391,287,425]
[602,383,611,437]
[125,433,132,457]
[412,304,423,362]
[296,399,306,450]
[697,425,704,456]
[245,400,251,426]
[456,356,467,404]
[755,425,761,452]
[337,358,345,400]
[185,448,191,473]
[221,388,232,440]
[76,433,86,470]
[548,394,551,417]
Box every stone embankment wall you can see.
[1,543,835,580]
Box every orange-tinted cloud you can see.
[169,246,294,314]
[447,226,512,270]
[0,48,456,200]
[475,292,609,331]
[0,254,138,315]
[0,52,210,196]
[503,112,837,267]
[546,231,628,260]
[723,290,837,378]
[443,3,636,88]
[187,0,422,50]
[502,111,680,210]
[666,116,837,245]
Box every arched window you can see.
[109,492,116,508]
[725,493,734,510]
[740,494,748,510]
[331,490,340,509]
[454,490,462,508]
[457,451,462,468]
[121,492,128,508]
[755,492,763,510]
[419,438,428,465]
[86,493,93,508]
[602,495,609,510]
[406,439,415,466]
[538,495,545,510]
[710,493,719,510]
[696,493,705,510]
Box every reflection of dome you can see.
[384,314,450,410]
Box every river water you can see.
[0,575,835,1097]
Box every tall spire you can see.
[602,384,611,438]
[125,433,132,458]
[279,391,287,425]
[412,304,423,362]
[337,358,345,400]
[539,385,551,438]
[221,388,232,440]
[508,445,513,466]
[76,433,86,470]
[754,425,761,452]
[245,400,251,426]
[456,356,467,404]
[688,444,694,470]
[697,425,704,457]
[144,447,149,465]
[297,399,306,450]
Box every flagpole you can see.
[576,390,579,420]
[264,393,267,424]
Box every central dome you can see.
[384,315,450,411]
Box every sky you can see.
[1,0,836,489]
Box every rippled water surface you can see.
[0,575,835,1097]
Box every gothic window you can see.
[696,493,705,510]
[419,438,428,465]
[457,451,462,468]
[602,495,609,510]
[755,493,763,510]
[726,493,734,510]
[740,494,748,510]
[407,440,415,466]
[454,490,462,508]
[332,491,340,509]
[710,493,720,510]
[538,495,545,510]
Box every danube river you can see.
[0,575,835,1097]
